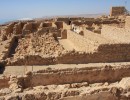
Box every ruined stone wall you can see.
[110,6,125,16]
[70,17,82,21]
[6,29,130,65]
[32,22,40,31]
[37,27,58,34]
[125,16,130,30]
[43,22,52,27]
[57,18,70,24]
[58,43,130,64]
[55,21,70,29]
[101,25,130,43]
[13,22,22,35]
[1,23,15,40]
[8,32,64,65]
[18,65,130,88]
[10,55,56,66]
[8,43,130,65]
[0,36,17,60]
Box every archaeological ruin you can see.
[0,6,130,100]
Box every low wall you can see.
[61,92,117,100]
[9,55,56,66]
[58,43,130,64]
[101,25,130,43]
[19,64,130,88]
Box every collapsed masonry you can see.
[0,7,130,100]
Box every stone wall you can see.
[110,6,126,16]
[55,21,70,29]
[17,64,130,88]
[10,55,56,65]
[101,25,130,43]
[22,22,33,33]
[8,43,130,65]
[55,21,63,29]
[1,23,15,40]
[37,27,58,34]
[13,22,22,35]
[32,22,40,31]
[43,22,52,27]
[125,16,130,30]
[58,43,130,64]
[57,18,70,25]
[2,76,130,99]
[0,36,17,60]
[6,29,130,65]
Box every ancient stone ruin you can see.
[110,6,126,16]
[0,7,130,100]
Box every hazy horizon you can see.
[0,0,129,24]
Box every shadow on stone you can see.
[0,63,5,74]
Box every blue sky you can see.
[0,0,130,23]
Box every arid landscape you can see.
[0,6,130,100]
